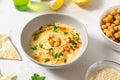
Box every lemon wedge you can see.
[72,0,88,6]
[49,0,64,11]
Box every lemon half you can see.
[72,0,88,6]
[49,0,64,11]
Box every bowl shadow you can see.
[47,34,115,80]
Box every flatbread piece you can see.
[0,34,21,60]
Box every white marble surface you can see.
[0,0,120,80]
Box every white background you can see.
[0,0,120,80]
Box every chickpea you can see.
[114,14,120,19]
[106,31,112,37]
[114,20,120,25]
[108,26,112,30]
[49,39,55,46]
[106,16,112,23]
[106,23,111,26]
[117,8,120,13]
[110,36,115,41]
[110,10,117,15]
[114,33,120,38]
[109,28,114,34]
[118,25,120,31]
[108,14,113,18]
[114,26,118,31]
[111,24,115,27]
[103,29,108,34]
[115,16,120,21]
[54,37,61,42]
[101,25,107,29]
[102,18,107,23]
[54,42,60,47]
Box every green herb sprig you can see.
[31,73,46,80]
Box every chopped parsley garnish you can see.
[33,31,42,40]
[39,44,44,48]
[70,40,77,45]
[64,32,68,35]
[76,33,79,36]
[74,36,79,41]
[52,24,58,32]
[46,48,53,51]
[31,73,46,80]
[33,33,39,40]
[52,52,63,59]
[32,44,38,50]
[44,58,50,62]
[70,45,74,50]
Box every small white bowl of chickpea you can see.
[100,5,120,51]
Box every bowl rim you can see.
[20,13,88,67]
[99,5,120,46]
[85,60,120,80]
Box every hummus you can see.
[30,23,82,65]
[89,67,120,80]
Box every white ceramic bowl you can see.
[99,5,120,52]
[85,60,120,80]
[20,13,88,69]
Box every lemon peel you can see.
[49,0,64,11]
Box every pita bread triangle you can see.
[0,34,21,60]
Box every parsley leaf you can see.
[64,32,68,35]
[70,40,77,46]
[44,58,50,62]
[52,52,63,59]
[52,24,58,32]
[46,48,53,51]
[32,73,46,80]
[39,44,44,49]
[32,44,37,50]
